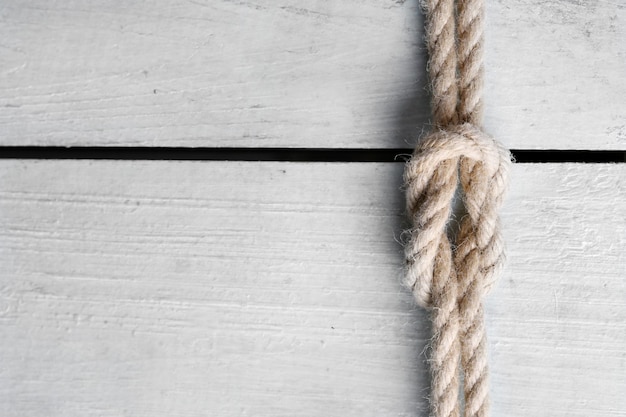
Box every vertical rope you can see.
[403,1,512,417]
[424,0,458,128]
[456,0,485,125]
[406,157,461,417]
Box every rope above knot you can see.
[404,123,511,308]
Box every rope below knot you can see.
[403,1,512,417]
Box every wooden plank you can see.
[0,161,624,416]
[0,0,624,149]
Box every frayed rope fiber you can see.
[403,1,512,417]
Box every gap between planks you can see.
[0,147,625,163]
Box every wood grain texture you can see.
[0,0,624,149]
[0,161,624,416]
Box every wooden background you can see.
[1,1,624,416]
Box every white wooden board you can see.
[0,0,624,149]
[0,161,624,416]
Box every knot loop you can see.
[404,123,511,308]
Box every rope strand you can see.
[424,0,458,127]
[404,1,511,416]
[456,0,485,125]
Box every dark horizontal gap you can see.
[1,147,624,163]
[513,150,625,163]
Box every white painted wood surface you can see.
[1,0,624,149]
[1,161,624,417]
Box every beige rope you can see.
[403,1,512,417]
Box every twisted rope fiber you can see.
[404,1,512,416]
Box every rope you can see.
[403,1,512,416]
